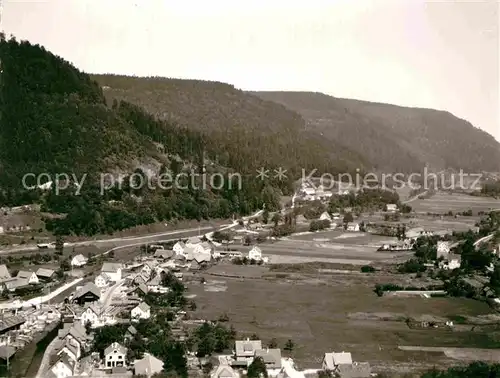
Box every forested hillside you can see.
[252,92,500,173]
[0,36,283,235]
[91,74,368,178]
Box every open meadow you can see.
[410,192,500,214]
[190,263,499,374]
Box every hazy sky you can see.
[2,0,499,141]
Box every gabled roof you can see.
[134,353,164,376]
[147,275,162,286]
[73,282,101,299]
[4,277,28,290]
[323,352,353,369]
[101,262,122,273]
[72,254,87,263]
[96,272,112,283]
[235,339,262,357]
[211,364,238,378]
[193,253,211,263]
[126,325,138,335]
[0,265,11,281]
[255,348,282,369]
[174,241,186,248]
[134,302,151,313]
[104,342,127,356]
[186,236,202,245]
[154,249,174,259]
[17,270,35,279]
[336,361,371,377]
[36,268,55,278]
[200,241,213,250]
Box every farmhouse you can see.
[101,262,122,282]
[104,342,127,368]
[254,348,282,370]
[346,223,360,232]
[173,241,186,255]
[73,283,101,305]
[95,273,112,288]
[210,364,239,378]
[319,211,332,221]
[248,246,262,261]
[437,241,451,259]
[36,268,56,281]
[133,353,164,376]
[16,270,39,284]
[385,204,398,212]
[49,352,75,378]
[154,249,174,260]
[71,254,88,267]
[0,265,11,281]
[131,302,151,320]
[235,338,262,364]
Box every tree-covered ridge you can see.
[252,91,500,173]
[92,74,368,179]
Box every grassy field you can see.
[190,263,497,373]
[410,192,500,214]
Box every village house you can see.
[439,254,462,270]
[101,263,122,282]
[49,352,76,378]
[55,337,81,362]
[72,283,101,305]
[16,270,39,284]
[131,302,151,320]
[133,353,164,376]
[3,277,28,291]
[319,211,332,222]
[437,241,451,260]
[210,363,239,378]
[154,249,174,260]
[94,273,112,288]
[104,342,127,368]
[235,338,262,364]
[147,275,163,293]
[173,241,186,255]
[79,302,117,328]
[346,223,360,232]
[128,283,149,297]
[254,348,282,371]
[125,325,138,341]
[186,236,203,246]
[385,204,398,212]
[0,265,10,281]
[322,351,371,378]
[248,246,263,261]
[36,268,56,282]
[71,254,88,267]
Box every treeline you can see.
[421,361,500,377]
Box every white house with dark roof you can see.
[49,351,75,378]
[101,262,122,282]
[173,241,186,255]
[133,353,164,377]
[131,302,151,320]
[16,270,38,284]
[71,254,88,267]
[104,342,127,368]
[0,265,10,281]
[346,223,360,232]
[94,273,112,288]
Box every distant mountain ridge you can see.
[251,91,500,174]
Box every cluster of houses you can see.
[206,338,371,378]
[45,321,167,377]
[0,264,59,292]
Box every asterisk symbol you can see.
[274,167,287,181]
[256,167,269,181]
